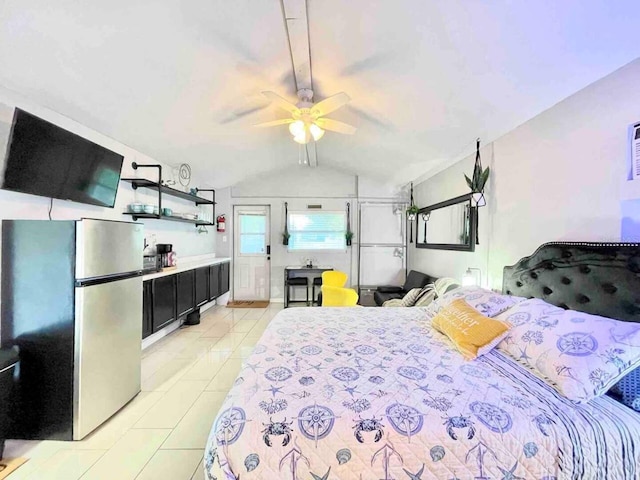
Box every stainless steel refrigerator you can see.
[1,219,143,440]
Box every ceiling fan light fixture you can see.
[309,123,325,141]
[289,120,305,137]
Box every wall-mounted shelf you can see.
[122,212,215,226]
[120,162,215,228]
[120,178,214,205]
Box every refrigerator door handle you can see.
[75,270,143,287]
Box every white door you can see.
[233,205,270,301]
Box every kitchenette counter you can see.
[142,255,231,281]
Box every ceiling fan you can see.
[255,89,357,144]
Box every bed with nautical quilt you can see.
[204,303,640,479]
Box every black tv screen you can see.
[1,109,124,207]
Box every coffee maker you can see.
[157,244,177,268]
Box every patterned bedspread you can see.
[205,307,640,479]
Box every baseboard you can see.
[142,321,181,350]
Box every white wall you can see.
[410,58,640,289]
[0,85,216,259]
[408,144,493,286]
[223,165,405,301]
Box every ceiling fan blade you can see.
[219,104,269,124]
[315,118,357,135]
[254,118,295,128]
[311,92,351,117]
[262,91,300,114]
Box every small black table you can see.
[284,265,333,308]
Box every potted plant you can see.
[406,204,420,220]
[282,231,290,246]
[345,230,354,247]
[465,139,490,207]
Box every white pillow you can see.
[495,298,640,403]
[414,285,437,307]
[426,286,525,319]
[399,288,423,307]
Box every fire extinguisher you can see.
[216,214,226,232]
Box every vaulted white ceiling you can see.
[1,0,639,188]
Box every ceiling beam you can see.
[281,0,318,168]
[281,0,313,92]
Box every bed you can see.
[205,242,640,479]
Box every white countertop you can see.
[142,255,231,281]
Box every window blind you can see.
[288,211,346,251]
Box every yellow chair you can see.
[321,285,359,307]
[321,270,348,287]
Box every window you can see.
[288,211,346,251]
[239,213,267,255]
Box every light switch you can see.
[223,236,227,243]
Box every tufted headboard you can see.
[502,242,640,323]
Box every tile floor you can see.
[3,303,283,480]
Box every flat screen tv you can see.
[1,109,124,208]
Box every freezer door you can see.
[76,219,143,280]
[73,276,142,440]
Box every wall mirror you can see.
[416,193,476,251]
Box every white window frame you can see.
[287,210,347,252]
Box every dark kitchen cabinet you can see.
[176,270,195,318]
[145,261,230,335]
[142,280,153,339]
[209,264,221,300]
[219,261,230,295]
[152,275,177,332]
[195,267,209,307]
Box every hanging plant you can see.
[345,202,353,247]
[407,205,420,216]
[464,138,490,207]
[283,202,290,246]
[345,231,354,246]
[407,183,418,243]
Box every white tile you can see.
[199,321,233,338]
[73,391,164,450]
[2,440,69,480]
[241,308,268,320]
[23,449,105,480]
[248,318,272,336]
[161,391,226,449]
[205,357,244,391]
[80,429,170,480]
[135,450,203,480]
[229,318,258,333]
[223,309,249,320]
[190,459,204,480]
[141,358,193,392]
[210,332,247,352]
[134,380,208,429]
[179,350,232,381]
[154,331,203,352]
[141,350,174,380]
[230,336,260,359]
[174,336,223,360]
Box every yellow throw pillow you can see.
[431,299,511,360]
